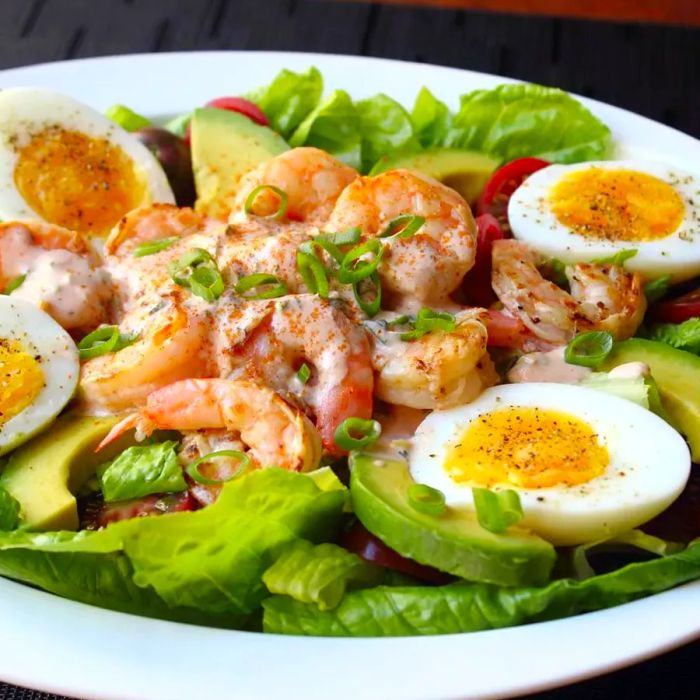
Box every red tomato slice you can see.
[461,213,505,307]
[184,96,269,144]
[82,492,197,529]
[651,287,700,324]
[482,308,529,348]
[476,157,550,232]
[340,522,451,584]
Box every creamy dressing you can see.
[508,346,593,384]
[0,224,110,329]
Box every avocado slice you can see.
[369,148,499,204]
[350,453,555,586]
[0,414,136,531]
[602,338,700,461]
[191,107,289,219]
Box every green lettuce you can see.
[263,540,382,611]
[446,83,611,163]
[649,318,700,356]
[411,87,452,148]
[248,66,323,138]
[263,541,700,636]
[356,94,419,172]
[0,469,344,627]
[98,441,187,502]
[0,486,20,531]
[290,89,361,169]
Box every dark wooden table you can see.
[0,1,697,699]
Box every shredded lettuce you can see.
[97,441,187,503]
[446,83,611,164]
[263,540,382,611]
[0,469,345,627]
[263,541,700,636]
[649,318,700,356]
[248,66,323,139]
[580,373,650,409]
[0,487,20,531]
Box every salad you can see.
[0,66,698,637]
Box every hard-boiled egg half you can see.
[409,383,690,546]
[508,160,700,282]
[0,296,79,456]
[0,88,174,238]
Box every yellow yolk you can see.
[550,169,685,242]
[444,406,609,489]
[13,127,145,237]
[0,337,44,427]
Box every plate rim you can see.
[0,50,698,700]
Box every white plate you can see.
[0,51,698,700]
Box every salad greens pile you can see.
[244,67,612,173]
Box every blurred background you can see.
[0,0,698,138]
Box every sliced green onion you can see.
[338,239,383,284]
[400,308,456,341]
[297,250,329,299]
[296,363,311,384]
[78,326,138,360]
[189,265,225,302]
[385,314,412,328]
[186,450,251,485]
[3,274,26,295]
[305,237,344,266]
[472,488,523,534]
[333,417,382,451]
[408,483,447,517]
[244,184,288,220]
[235,272,288,299]
[105,104,150,132]
[591,249,638,266]
[353,271,382,317]
[133,237,178,258]
[168,248,224,302]
[564,330,614,368]
[321,227,361,247]
[644,274,671,303]
[380,214,425,239]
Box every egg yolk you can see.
[444,406,609,489]
[13,126,145,237]
[0,338,44,427]
[550,169,685,242]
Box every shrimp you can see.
[325,169,477,308]
[100,378,322,505]
[232,147,358,226]
[491,239,646,345]
[222,294,374,455]
[364,309,497,410]
[0,220,110,331]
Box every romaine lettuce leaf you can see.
[356,94,419,172]
[98,441,187,502]
[289,89,361,169]
[410,87,452,149]
[446,83,611,164]
[248,66,323,138]
[0,469,345,627]
[263,541,700,636]
[649,318,700,356]
[0,486,20,531]
[263,540,382,611]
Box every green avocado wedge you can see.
[0,414,137,531]
[368,148,499,204]
[601,338,700,461]
[191,107,289,219]
[350,454,556,587]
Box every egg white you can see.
[0,296,80,456]
[0,87,174,223]
[508,160,700,283]
[409,383,691,546]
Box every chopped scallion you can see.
[408,483,447,516]
[564,330,613,368]
[297,250,329,299]
[338,239,383,284]
[3,274,26,295]
[380,214,425,239]
[235,272,288,299]
[591,249,638,266]
[353,271,382,317]
[244,184,288,220]
[186,450,251,485]
[333,417,382,451]
[472,488,523,533]
[296,363,311,384]
[78,326,138,360]
[133,237,178,258]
